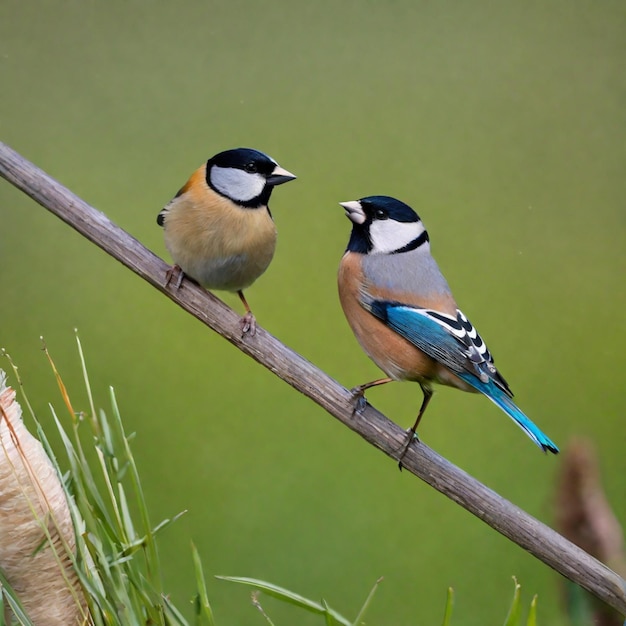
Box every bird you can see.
[337,195,559,465]
[157,147,296,336]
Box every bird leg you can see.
[350,377,393,413]
[398,384,433,470]
[164,264,185,290]
[237,290,257,337]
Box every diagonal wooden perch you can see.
[1,140,625,615]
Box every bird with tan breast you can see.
[157,148,296,336]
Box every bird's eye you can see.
[244,162,257,173]
[375,209,388,220]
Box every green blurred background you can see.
[1,1,625,623]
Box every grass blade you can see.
[217,576,351,625]
[503,577,522,626]
[526,595,538,626]
[192,543,216,626]
[441,587,454,626]
[322,597,342,625]
[351,577,383,626]
[0,571,36,626]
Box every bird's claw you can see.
[349,386,368,414]
[240,312,257,337]
[397,429,420,471]
[165,265,185,290]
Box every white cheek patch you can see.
[369,220,424,253]
[210,166,266,202]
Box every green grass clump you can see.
[2,337,214,625]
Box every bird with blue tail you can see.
[337,195,559,467]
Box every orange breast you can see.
[338,252,474,392]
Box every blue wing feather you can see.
[364,298,559,454]
[366,299,486,379]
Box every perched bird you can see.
[157,148,296,335]
[337,195,559,463]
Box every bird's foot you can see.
[240,312,257,337]
[349,386,368,415]
[397,429,420,471]
[165,265,185,290]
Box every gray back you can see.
[362,246,452,298]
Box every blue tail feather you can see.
[457,372,559,454]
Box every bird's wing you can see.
[361,296,512,397]
[156,203,169,226]
[360,295,559,454]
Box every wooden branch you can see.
[1,140,625,615]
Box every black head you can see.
[206,147,296,207]
[340,195,428,254]
[208,148,277,176]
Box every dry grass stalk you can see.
[0,371,89,625]
[556,439,626,626]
